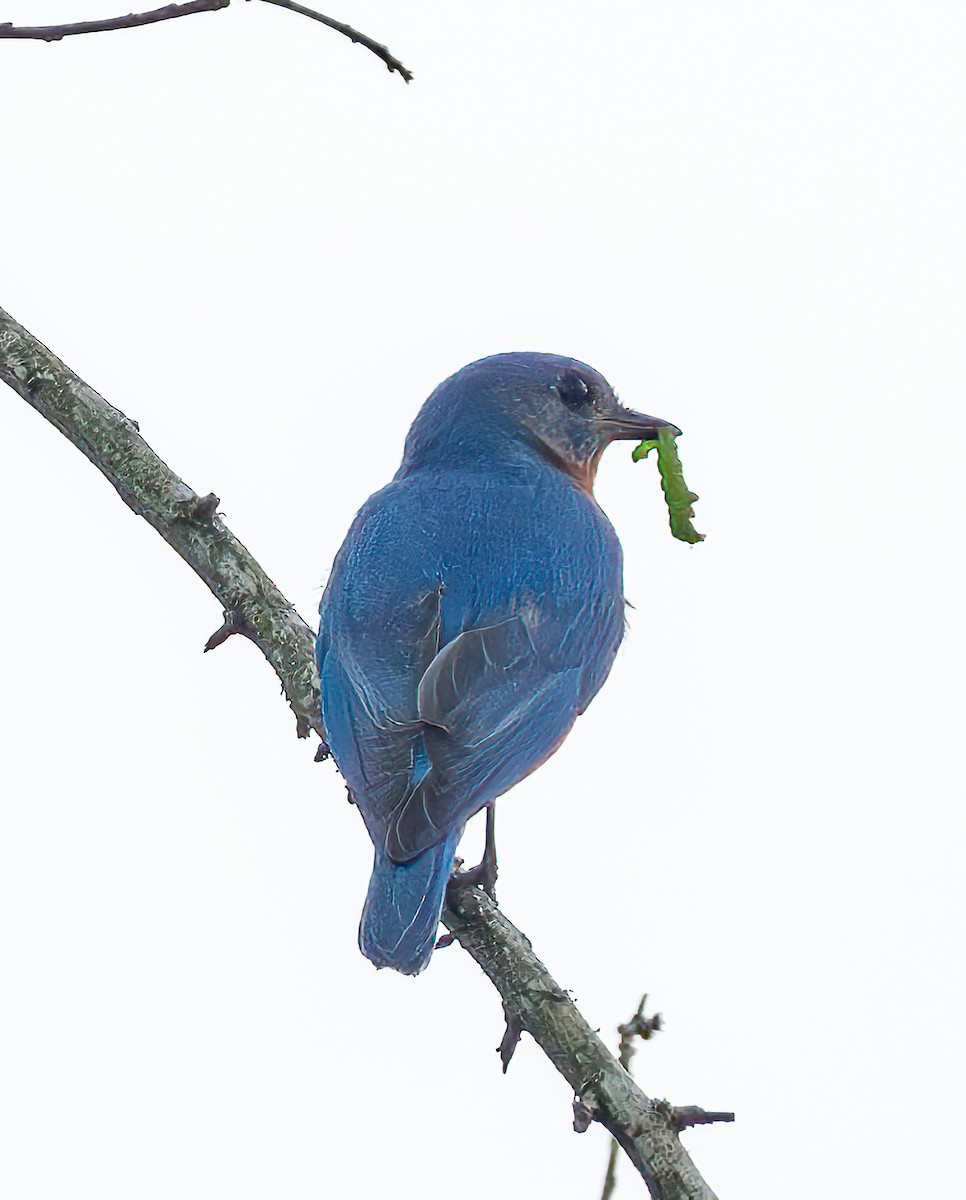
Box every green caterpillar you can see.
[632,427,705,544]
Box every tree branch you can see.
[0,1,230,40]
[254,0,413,82]
[0,305,322,742]
[442,886,720,1200]
[0,305,722,1199]
[0,0,413,82]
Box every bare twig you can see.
[573,1094,599,1134]
[497,1001,524,1073]
[618,993,664,1070]
[599,996,733,1198]
[0,1,230,41]
[672,1107,735,1133]
[601,1125,622,1199]
[255,0,413,82]
[1,306,721,1199]
[602,1125,622,1198]
[0,0,413,82]
[0,305,322,742]
[204,609,256,652]
[602,995,664,1200]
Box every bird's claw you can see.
[449,855,498,898]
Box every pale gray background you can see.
[1,2,963,1197]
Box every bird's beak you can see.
[599,407,683,441]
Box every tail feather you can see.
[358,827,462,974]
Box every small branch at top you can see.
[0,1,230,41]
[255,0,412,82]
[0,0,413,83]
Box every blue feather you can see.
[358,827,462,975]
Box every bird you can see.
[317,352,681,974]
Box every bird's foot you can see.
[448,852,498,900]
[446,805,499,906]
[450,804,499,898]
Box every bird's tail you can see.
[358,827,462,975]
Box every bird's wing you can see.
[383,606,600,862]
[318,574,442,826]
[416,616,537,735]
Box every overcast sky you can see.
[2,3,964,1197]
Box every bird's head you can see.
[400,352,681,492]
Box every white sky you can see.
[1,3,964,1197]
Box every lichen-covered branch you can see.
[1,305,722,1199]
[0,305,321,741]
[443,887,721,1200]
[0,0,413,83]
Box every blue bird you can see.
[317,353,680,974]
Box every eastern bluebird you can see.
[317,353,680,974]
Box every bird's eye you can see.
[556,371,592,411]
